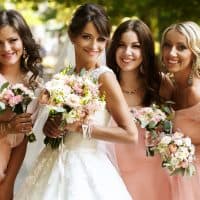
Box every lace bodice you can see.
[63,65,113,150]
[63,109,110,151]
[90,65,113,80]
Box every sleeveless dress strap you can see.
[91,65,114,81]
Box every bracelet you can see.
[0,122,14,135]
[82,124,93,139]
[0,122,7,136]
[82,124,89,139]
[87,124,92,139]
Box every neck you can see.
[75,57,97,73]
[173,67,192,89]
[119,70,142,90]
[0,64,23,84]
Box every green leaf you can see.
[146,147,155,156]
[147,121,157,129]
[163,120,172,134]
[0,82,9,93]
[80,68,87,76]
[60,65,74,75]
[27,132,36,142]
[13,103,23,114]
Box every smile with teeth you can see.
[2,52,15,59]
[167,59,179,64]
[121,58,132,63]
[86,49,99,56]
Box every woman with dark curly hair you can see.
[0,9,42,200]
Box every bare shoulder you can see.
[98,70,128,114]
[159,73,174,100]
[188,82,200,106]
[98,70,117,87]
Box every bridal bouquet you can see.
[0,82,36,142]
[155,131,196,176]
[40,66,105,149]
[131,103,174,156]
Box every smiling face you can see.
[72,22,107,68]
[162,29,194,74]
[115,30,142,73]
[0,25,23,68]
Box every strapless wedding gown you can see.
[14,66,132,200]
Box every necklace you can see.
[121,86,142,95]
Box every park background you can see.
[1,0,200,80]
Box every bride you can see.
[15,3,138,200]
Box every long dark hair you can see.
[0,9,42,80]
[107,19,161,106]
[68,3,111,39]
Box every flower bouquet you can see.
[131,102,174,156]
[0,82,36,142]
[40,66,105,149]
[155,131,196,176]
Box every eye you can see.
[9,38,18,43]
[118,43,125,48]
[97,37,106,42]
[82,34,91,40]
[163,42,171,48]
[131,44,141,49]
[177,44,187,51]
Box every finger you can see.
[15,117,32,124]
[18,113,32,118]
[43,126,61,137]
[47,115,62,126]
[20,127,32,133]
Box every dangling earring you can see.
[23,48,27,59]
[187,65,194,86]
[22,48,28,69]
[139,64,144,74]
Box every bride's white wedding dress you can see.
[14,66,132,200]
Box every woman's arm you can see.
[90,72,138,144]
[43,72,138,144]
[0,138,27,200]
[0,109,16,139]
[174,105,200,145]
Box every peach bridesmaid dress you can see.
[0,74,24,182]
[0,73,40,184]
[114,107,172,200]
[169,106,200,200]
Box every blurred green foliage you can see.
[2,0,200,40]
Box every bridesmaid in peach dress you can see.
[160,21,200,200]
[0,10,42,200]
[107,19,171,200]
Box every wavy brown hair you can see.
[0,9,42,81]
[107,19,162,106]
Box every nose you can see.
[169,46,177,57]
[0,42,11,51]
[124,46,132,55]
[90,39,98,49]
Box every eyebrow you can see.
[119,40,140,44]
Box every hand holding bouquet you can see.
[155,131,196,176]
[131,103,174,156]
[40,66,105,149]
[0,82,36,142]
